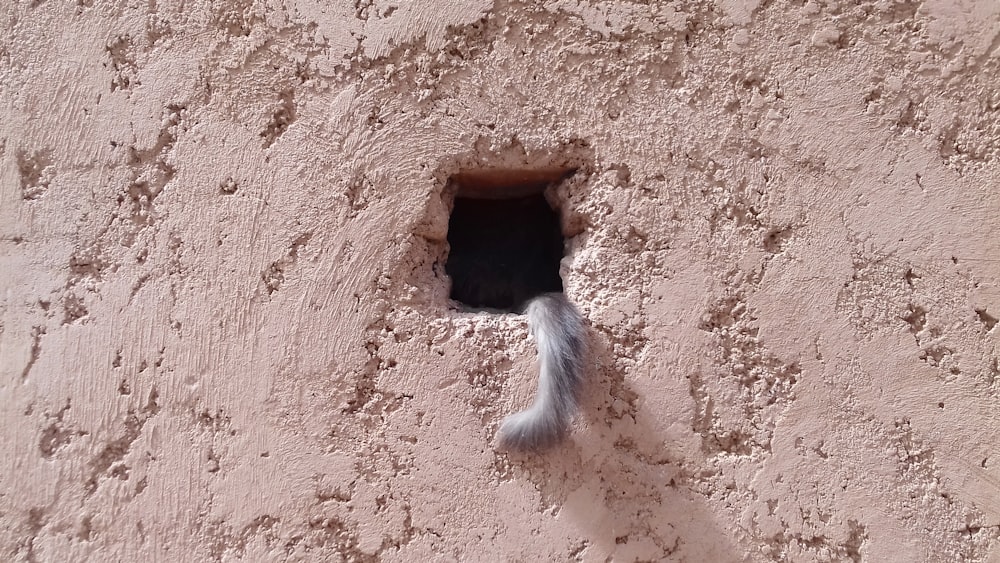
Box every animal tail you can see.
[498,293,587,451]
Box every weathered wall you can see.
[2,0,999,561]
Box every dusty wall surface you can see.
[2,0,999,561]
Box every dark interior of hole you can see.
[446,193,564,311]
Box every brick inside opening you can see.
[445,168,571,311]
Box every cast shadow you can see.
[501,331,743,562]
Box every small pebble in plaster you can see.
[498,293,587,451]
[219,177,238,194]
[811,28,843,48]
[975,308,997,332]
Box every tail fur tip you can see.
[497,411,565,451]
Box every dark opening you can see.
[445,169,571,311]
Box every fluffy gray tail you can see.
[498,293,586,451]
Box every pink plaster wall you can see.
[1,0,999,561]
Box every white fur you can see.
[498,293,586,451]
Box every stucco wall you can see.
[2,0,999,561]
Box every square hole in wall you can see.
[445,168,573,312]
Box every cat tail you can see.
[498,293,586,451]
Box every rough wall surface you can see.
[2,0,999,561]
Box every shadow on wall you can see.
[503,334,741,561]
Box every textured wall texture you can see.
[2,0,999,561]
